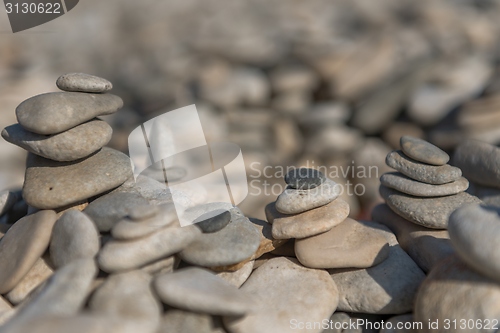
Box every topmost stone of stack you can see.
[56,73,113,93]
[400,136,449,166]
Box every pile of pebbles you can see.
[1,73,500,333]
[379,136,480,230]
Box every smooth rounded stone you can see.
[6,259,97,329]
[0,210,57,294]
[49,210,100,268]
[83,189,149,232]
[140,256,177,276]
[386,150,462,185]
[2,120,112,162]
[400,136,449,166]
[159,310,225,333]
[89,271,161,333]
[414,255,500,333]
[154,267,255,316]
[5,257,53,305]
[380,314,416,333]
[452,139,500,189]
[111,204,177,240]
[0,190,19,217]
[380,172,469,197]
[23,147,133,209]
[216,261,254,288]
[284,168,326,190]
[179,210,260,267]
[56,73,113,93]
[128,204,159,221]
[184,203,232,233]
[224,257,339,333]
[248,218,287,259]
[449,204,500,283]
[266,199,350,240]
[98,224,201,273]
[295,218,390,269]
[329,222,425,314]
[275,178,341,214]
[16,92,123,135]
[372,204,454,273]
[270,65,318,93]
[380,185,482,229]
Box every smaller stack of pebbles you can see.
[265,168,426,316]
[1,73,131,212]
[379,136,481,230]
[266,168,390,270]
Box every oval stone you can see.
[98,224,201,273]
[295,218,390,269]
[56,73,113,93]
[154,267,255,316]
[448,204,500,283]
[386,150,461,185]
[0,210,57,294]
[266,199,350,239]
[16,92,123,135]
[275,178,341,214]
[400,136,449,165]
[380,185,482,229]
[49,210,100,268]
[380,172,469,197]
[23,147,132,210]
[2,120,112,162]
[179,209,261,267]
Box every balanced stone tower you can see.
[2,73,132,211]
[378,136,481,230]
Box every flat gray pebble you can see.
[50,210,100,268]
[23,147,132,210]
[16,92,122,135]
[400,136,449,165]
[386,150,461,185]
[2,120,112,162]
[56,73,112,93]
[380,185,482,229]
[380,172,468,197]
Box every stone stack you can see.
[265,168,425,316]
[379,136,481,230]
[2,73,131,211]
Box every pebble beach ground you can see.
[0,73,499,333]
[3,2,500,332]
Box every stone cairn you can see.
[379,136,481,230]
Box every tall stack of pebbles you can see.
[2,73,131,211]
[379,136,481,230]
